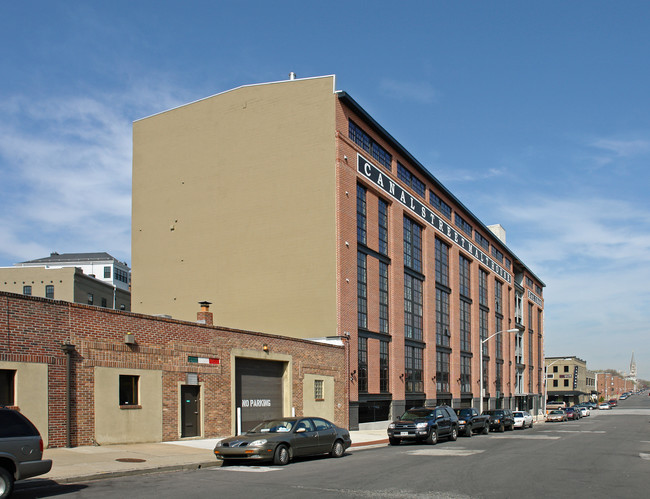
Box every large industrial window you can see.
[405,346,423,393]
[475,231,490,251]
[379,341,389,392]
[429,190,451,219]
[0,370,15,406]
[397,162,426,197]
[119,375,139,406]
[479,269,488,307]
[357,184,367,245]
[348,120,392,170]
[435,288,450,347]
[378,198,388,255]
[403,217,422,273]
[357,252,367,329]
[460,300,471,352]
[436,350,450,393]
[358,337,368,393]
[435,238,449,287]
[379,262,389,334]
[45,285,54,299]
[404,274,423,341]
[459,256,471,298]
[460,355,471,393]
[454,213,473,237]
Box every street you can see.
[15,395,650,498]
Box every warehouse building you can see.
[132,74,545,428]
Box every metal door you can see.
[181,385,200,437]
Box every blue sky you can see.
[1,1,648,380]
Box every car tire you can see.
[330,440,345,458]
[482,425,489,435]
[465,427,472,437]
[529,421,534,428]
[389,437,401,446]
[273,444,290,466]
[425,430,438,445]
[499,423,505,433]
[0,466,14,499]
[450,427,458,441]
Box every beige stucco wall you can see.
[0,361,49,445]
[132,76,338,338]
[303,373,335,421]
[94,367,163,444]
[0,267,77,302]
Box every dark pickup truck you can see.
[453,408,490,436]
[482,409,515,432]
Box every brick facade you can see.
[0,292,346,447]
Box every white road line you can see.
[543,430,606,434]
[488,435,560,439]
[640,453,650,460]
[217,466,283,472]
[406,449,485,456]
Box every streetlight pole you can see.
[543,357,572,415]
[479,328,518,415]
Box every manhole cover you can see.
[115,458,147,463]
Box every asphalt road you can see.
[16,393,650,498]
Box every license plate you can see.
[399,432,409,436]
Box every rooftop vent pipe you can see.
[289,72,296,80]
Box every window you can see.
[436,350,450,393]
[553,365,558,373]
[495,280,503,314]
[460,355,471,393]
[435,288,450,347]
[495,317,503,360]
[358,337,368,393]
[45,285,54,299]
[357,252,367,329]
[454,213,473,237]
[405,346,423,393]
[403,217,422,272]
[526,276,534,288]
[119,375,139,406]
[314,380,324,400]
[380,341,389,392]
[429,190,452,219]
[435,239,450,287]
[480,309,489,356]
[504,257,511,269]
[357,184,367,245]
[564,365,569,373]
[479,269,488,307]
[397,162,426,197]
[378,198,388,255]
[104,266,111,278]
[114,268,129,284]
[482,356,489,391]
[22,285,31,296]
[496,362,503,393]
[491,246,504,263]
[528,303,534,331]
[553,379,558,387]
[379,262,389,334]
[101,297,107,308]
[87,293,94,305]
[459,256,471,298]
[535,284,543,295]
[1,370,16,406]
[349,120,392,170]
[475,232,489,251]
[460,300,471,352]
[564,379,570,387]
[404,274,423,340]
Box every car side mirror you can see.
[296,427,306,433]
[436,414,443,419]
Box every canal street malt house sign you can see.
[357,154,512,284]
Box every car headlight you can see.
[215,440,223,447]
[415,422,428,429]
[388,423,395,429]
[249,439,268,447]
[458,420,466,425]
[494,419,501,423]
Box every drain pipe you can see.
[60,342,76,448]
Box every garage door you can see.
[235,358,285,432]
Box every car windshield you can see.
[550,410,563,414]
[454,409,471,416]
[400,409,434,420]
[248,420,295,433]
[513,412,523,417]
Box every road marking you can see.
[488,434,560,439]
[640,453,650,460]
[406,449,485,456]
[543,430,606,434]
[217,466,283,472]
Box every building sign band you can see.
[358,154,512,283]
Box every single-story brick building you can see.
[0,291,346,447]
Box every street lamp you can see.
[543,357,572,415]
[479,328,518,414]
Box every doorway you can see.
[181,385,200,437]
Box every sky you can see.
[1,1,648,380]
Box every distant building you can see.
[0,252,130,310]
[545,356,594,405]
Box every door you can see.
[291,418,319,456]
[312,417,336,453]
[235,358,284,432]
[181,385,200,438]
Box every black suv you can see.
[0,407,52,497]
[387,406,459,445]
[482,409,515,432]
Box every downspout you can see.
[60,342,76,448]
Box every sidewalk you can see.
[19,429,389,488]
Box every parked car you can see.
[578,406,590,417]
[512,410,534,429]
[0,407,52,497]
[607,399,618,407]
[387,406,458,445]
[564,407,581,420]
[213,417,351,466]
[453,408,490,437]
[482,409,515,432]
[546,410,568,422]
[598,402,611,410]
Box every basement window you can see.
[119,375,140,407]
[314,380,324,401]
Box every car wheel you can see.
[273,444,290,466]
[529,421,534,428]
[482,425,489,435]
[0,466,14,499]
[389,437,401,446]
[450,427,458,441]
[465,427,472,437]
[426,430,438,445]
[499,423,505,433]
[330,440,345,458]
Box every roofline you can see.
[337,90,545,287]
[134,74,337,123]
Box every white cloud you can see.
[378,78,438,104]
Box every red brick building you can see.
[0,291,346,447]
[132,75,545,428]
